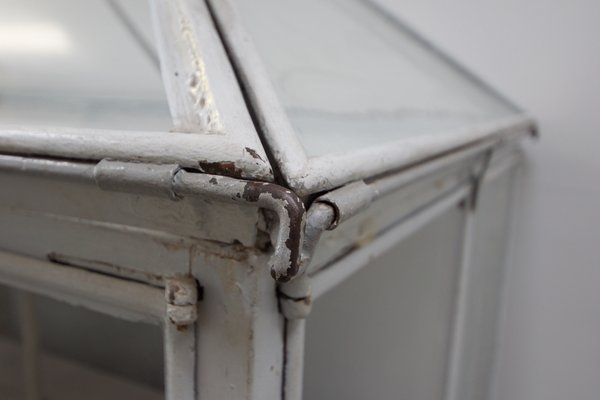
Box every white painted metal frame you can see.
[277,149,522,400]
[207,0,535,195]
[443,157,521,400]
[0,0,273,181]
[0,1,535,399]
[0,137,526,400]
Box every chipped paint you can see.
[178,13,222,132]
[244,147,265,162]
[165,276,198,327]
[47,252,163,287]
[198,160,244,179]
[242,182,305,282]
[155,237,251,263]
[171,170,307,282]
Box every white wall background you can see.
[377,1,600,399]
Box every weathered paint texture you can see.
[242,182,306,282]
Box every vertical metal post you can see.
[444,151,501,400]
[488,160,525,400]
[444,153,491,400]
[279,275,312,400]
[164,277,198,400]
[16,291,41,400]
[444,202,475,400]
[191,256,284,400]
[283,319,306,400]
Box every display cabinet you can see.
[0,0,535,399]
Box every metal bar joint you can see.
[467,149,494,211]
[165,277,199,328]
[278,275,312,320]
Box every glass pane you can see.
[304,208,462,399]
[0,0,171,131]
[0,285,164,399]
[232,0,518,157]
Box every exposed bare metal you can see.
[172,173,306,282]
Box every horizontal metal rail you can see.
[0,250,165,324]
[0,154,95,183]
[0,154,306,282]
[0,140,521,284]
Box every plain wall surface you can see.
[377,1,600,399]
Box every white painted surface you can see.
[377,1,600,399]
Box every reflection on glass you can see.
[232,0,518,157]
[0,0,171,131]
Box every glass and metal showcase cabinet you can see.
[0,0,535,399]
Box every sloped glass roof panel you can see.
[0,0,274,181]
[230,0,520,157]
[0,0,171,131]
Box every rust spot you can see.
[207,250,248,263]
[47,252,162,286]
[357,218,377,248]
[244,147,265,162]
[169,282,182,297]
[157,238,252,267]
[254,228,271,251]
[176,324,189,332]
[197,240,252,263]
[242,182,305,282]
[241,182,263,203]
[198,160,243,179]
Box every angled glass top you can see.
[0,0,171,131]
[231,0,519,157]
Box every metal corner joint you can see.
[94,159,314,283]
